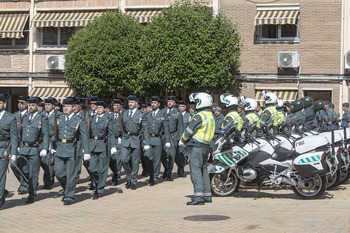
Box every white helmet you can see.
[276,99,284,108]
[220,93,238,108]
[242,98,257,112]
[189,93,213,109]
[261,90,277,105]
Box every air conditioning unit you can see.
[278,51,299,69]
[46,55,65,71]
[345,47,350,70]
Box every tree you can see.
[138,0,242,96]
[65,10,143,97]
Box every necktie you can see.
[152,111,155,118]
[129,110,132,118]
[65,116,68,122]
[96,116,100,123]
[29,114,33,122]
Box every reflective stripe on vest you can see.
[246,113,260,128]
[265,106,279,127]
[192,111,215,144]
[222,111,243,131]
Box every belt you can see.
[0,137,10,142]
[58,138,74,143]
[126,132,140,136]
[170,130,177,135]
[150,133,163,137]
[92,136,104,140]
[24,142,40,147]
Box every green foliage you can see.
[65,10,143,96]
[138,0,242,96]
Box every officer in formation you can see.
[342,103,350,125]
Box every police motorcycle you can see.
[334,122,350,184]
[209,121,330,199]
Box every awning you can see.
[0,12,29,39]
[255,90,298,105]
[29,87,74,103]
[32,11,104,27]
[254,10,299,25]
[126,10,161,23]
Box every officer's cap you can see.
[147,101,151,107]
[178,100,187,105]
[27,97,43,104]
[113,98,124,105]
[106,103,111,109]
[63,97,78,105]
[237,104,244,109]
[212,103,219,108]
[55,102,62,107]
[89,95,101,102]
[215,106,222,112]
[44,97,57,104]
[329,103,334,108]
[323,100,330,105]
[127,94,139,102]
[151,96,161,102]
[96,101,107,108]
[343,103,349,107]
[0,92,9,102]
[167,96,178,103]
[189,105,195,109]
[18,95,29,101]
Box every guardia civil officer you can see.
[89,101,114,199]
[210,106,225,147]
[55,97,90,205]
[220,93,243,131]
[178,100,191,176]
[313,100,328,132]
[162,96,184,181]
[0,93,18,209]
[240,97,260,133]
[41,97,62,189]
[342,103,350,126]
[179,93,215,205]
[109,98,124,186]
[13,95,30,195]
[143,96,169,185]
[286,99,305,127]
[189,105,196,118]
[329,103,339,127]
[275,99,286,126]
[259,91,279,129]
[300,96,314,130]
[120,94,148,190]
[324,101,332,125]
[19,97,49,204]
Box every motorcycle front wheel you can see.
[210,171,239,197]
[326,169,341,190]
[292,175,326,199]
[339,167,350,184]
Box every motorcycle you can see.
[209,123,330,199]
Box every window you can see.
[0,31,29,47]
[41,27,80,47]
[257,23,299,41]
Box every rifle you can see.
[51,110,58,165]
[3,150,29,184]
[103,116,110,155]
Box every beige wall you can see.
[36,0,117,9]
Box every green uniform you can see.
[222,109,243,131]
[19,112,49,199]
[182,109,215,202]
[210,113,225,148]
[177,111,191,175]
[12,109,29,193]
[120,108,148,186]
[55,113,89,201]
[342,110,350,124]
[84,110,96,189]
[313,110,329,132]
[286,110,305,127]
[109,112,123,184]
[74,111,85,180]
[0,111,18,207]
[89,112,114,195]
[144,109,169,183]
[330,109,339,126]
[303,106,315,130]
[162,107,184,179]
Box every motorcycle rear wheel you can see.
[326,169,341,190]
[210,171,239,197]
[292,175,326,199]
[339,167,350,184]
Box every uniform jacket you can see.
[143,109,169,146]
[109,112,123,150]
[0,111,18,156]
[304,106,315,130]
[14,110,30,146]
[89,112,114,153]
[121,108,148,149]
[182,111,191,130]
[164,107,184,141]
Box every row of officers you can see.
[1,90,348,208]
[0,92,222,207]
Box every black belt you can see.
[150,133,163,137]
[0,137,10,142]
[126,132,140,136]
[24,142,41,147]
[170,130,177,135]
[58,138,74,143]
[92,136,104,141]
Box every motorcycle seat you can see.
[272,150,299,162]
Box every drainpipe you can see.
[119,0,125,13]
[28,0,35,93]
[213,0,220,15]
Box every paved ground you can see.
[1,164,350,233]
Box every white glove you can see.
[40,149,47,157]
[165,142,171,148]
[178,140,185,147]
[144,145,150,151]
[17,147,20,153]
[118,137,122,144]
[111,147,117,154]
[10,155,17,163]
[50,149,56,154]
[83,154,91,161]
